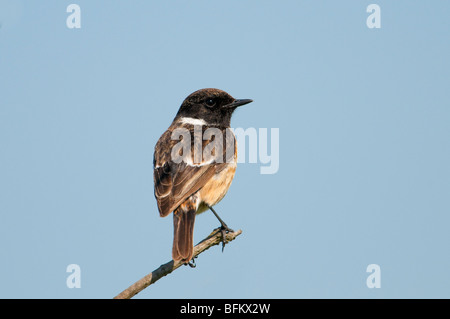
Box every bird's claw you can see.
[220,224,234,252]
[184,256,197,268]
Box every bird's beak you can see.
[225,99,253,109]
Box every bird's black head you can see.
[174,88,253,127]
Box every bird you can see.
[153,88,253,264]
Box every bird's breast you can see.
[196,162,237,214]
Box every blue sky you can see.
[1,1,449,298]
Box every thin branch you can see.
[113,228,243,299]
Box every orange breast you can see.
[196,163,236,214]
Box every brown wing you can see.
[154,162,218,217]
[153,127,231,217]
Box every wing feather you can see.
[153,127,229,217]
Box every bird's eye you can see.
[205,98,216,107]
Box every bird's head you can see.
[175,88,253,127]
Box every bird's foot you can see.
[219,223,234,252]
[207,205,234,252]
[184,256,197,268]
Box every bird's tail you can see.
[172,207,196,262]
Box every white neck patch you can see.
[179,117,207,126]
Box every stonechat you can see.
[153,88,252,263]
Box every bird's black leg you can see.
[184,256,197,268]
[207,205,234,252]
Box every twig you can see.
[113,228,243,299]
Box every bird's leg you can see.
[208,205,234,232]
[207,205,234,252]
[184,256,197,268]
